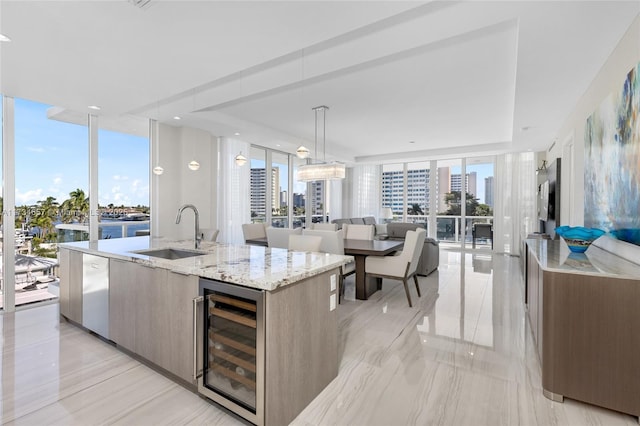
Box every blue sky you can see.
[12,98,149,207]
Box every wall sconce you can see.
[535,160,548,175]
[188,160,200,171]
[153,166,164,175]
[235,152,247,166]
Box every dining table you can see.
[343,239,404,300]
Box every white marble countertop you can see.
[526,238,640,279]
[59,236,353,291]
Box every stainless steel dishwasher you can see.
[82,254,110,338]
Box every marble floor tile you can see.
[2,251,638,425]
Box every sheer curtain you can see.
[328,179,343,222]
[494,152,536,255]
[350,164,381,218]
[217,137,250,244]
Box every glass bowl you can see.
[609,228,640,246]
[555,226,605,253]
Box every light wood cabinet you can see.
[109,259,198,384]
[526,251,543,361]
[58,248,83,324]
[263,269,338,426]
[526,244,640,418]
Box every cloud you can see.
[111,185,121,194]
[16,188,44,205]
[53,177,62,185]
[27,147,45,153]
[113,175,129,181]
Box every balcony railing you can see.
[386,214,493,247]
[55,220,150,242]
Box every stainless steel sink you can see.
[132,248,207,260]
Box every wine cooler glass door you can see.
[199,279,264,424]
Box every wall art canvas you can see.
[584,61,640,246]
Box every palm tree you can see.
[61,188,89,223]
[35,196,59,239]
[14,205,31,229]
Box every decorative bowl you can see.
[555,226,605,253]
[609,228,640,246]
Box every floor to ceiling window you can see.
[464,157,495,250]
[249,145,303,228]
[381,156,495,250]
[13,98,88,307]
[436,158,463,244]
[98,127,149,238]
[292,156,306,228]
[1,97,150,311]
[381,163,405,221]
[271,152,289,228]
[250,146,267,224]
[406,161,430,225]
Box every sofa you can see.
[384,223,439,276]
[332,216,377,229]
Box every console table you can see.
[525,238,640,421]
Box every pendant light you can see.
[188,136,200,171]
[296,105,346,182]
[296,145,310,159]
[235,151,247,166]
[152,118,164,175]
[295,49,311,160]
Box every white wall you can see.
[152,123,218,240]
[549,14,640,226]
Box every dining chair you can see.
[288,234,322,252]
[343,224,375,240]
[303,229,354,303]
[364,228,426,307]
[309,223,338,231]
[266,227,302,249]
[242,222,267,242]
[201,228,219,242]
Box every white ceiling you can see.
[1,1,638,164]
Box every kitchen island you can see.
[58,236,352,426]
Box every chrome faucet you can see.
[175,204,201,249]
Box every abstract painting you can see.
[584,61,640,246]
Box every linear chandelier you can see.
[296,106,345,182]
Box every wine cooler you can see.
[197,278,265,425]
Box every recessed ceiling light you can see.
[173,116,181,120]
[88,105,101,110]
[234,132,240,136]
[0,34,11,42]
[409,141,416,144]
[521,126,531,132]
[276,144,281,147]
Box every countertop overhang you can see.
[59,236,353,291]
[526,237,640,279]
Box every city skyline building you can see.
[485,176,494,207]
[250,167,280,217]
